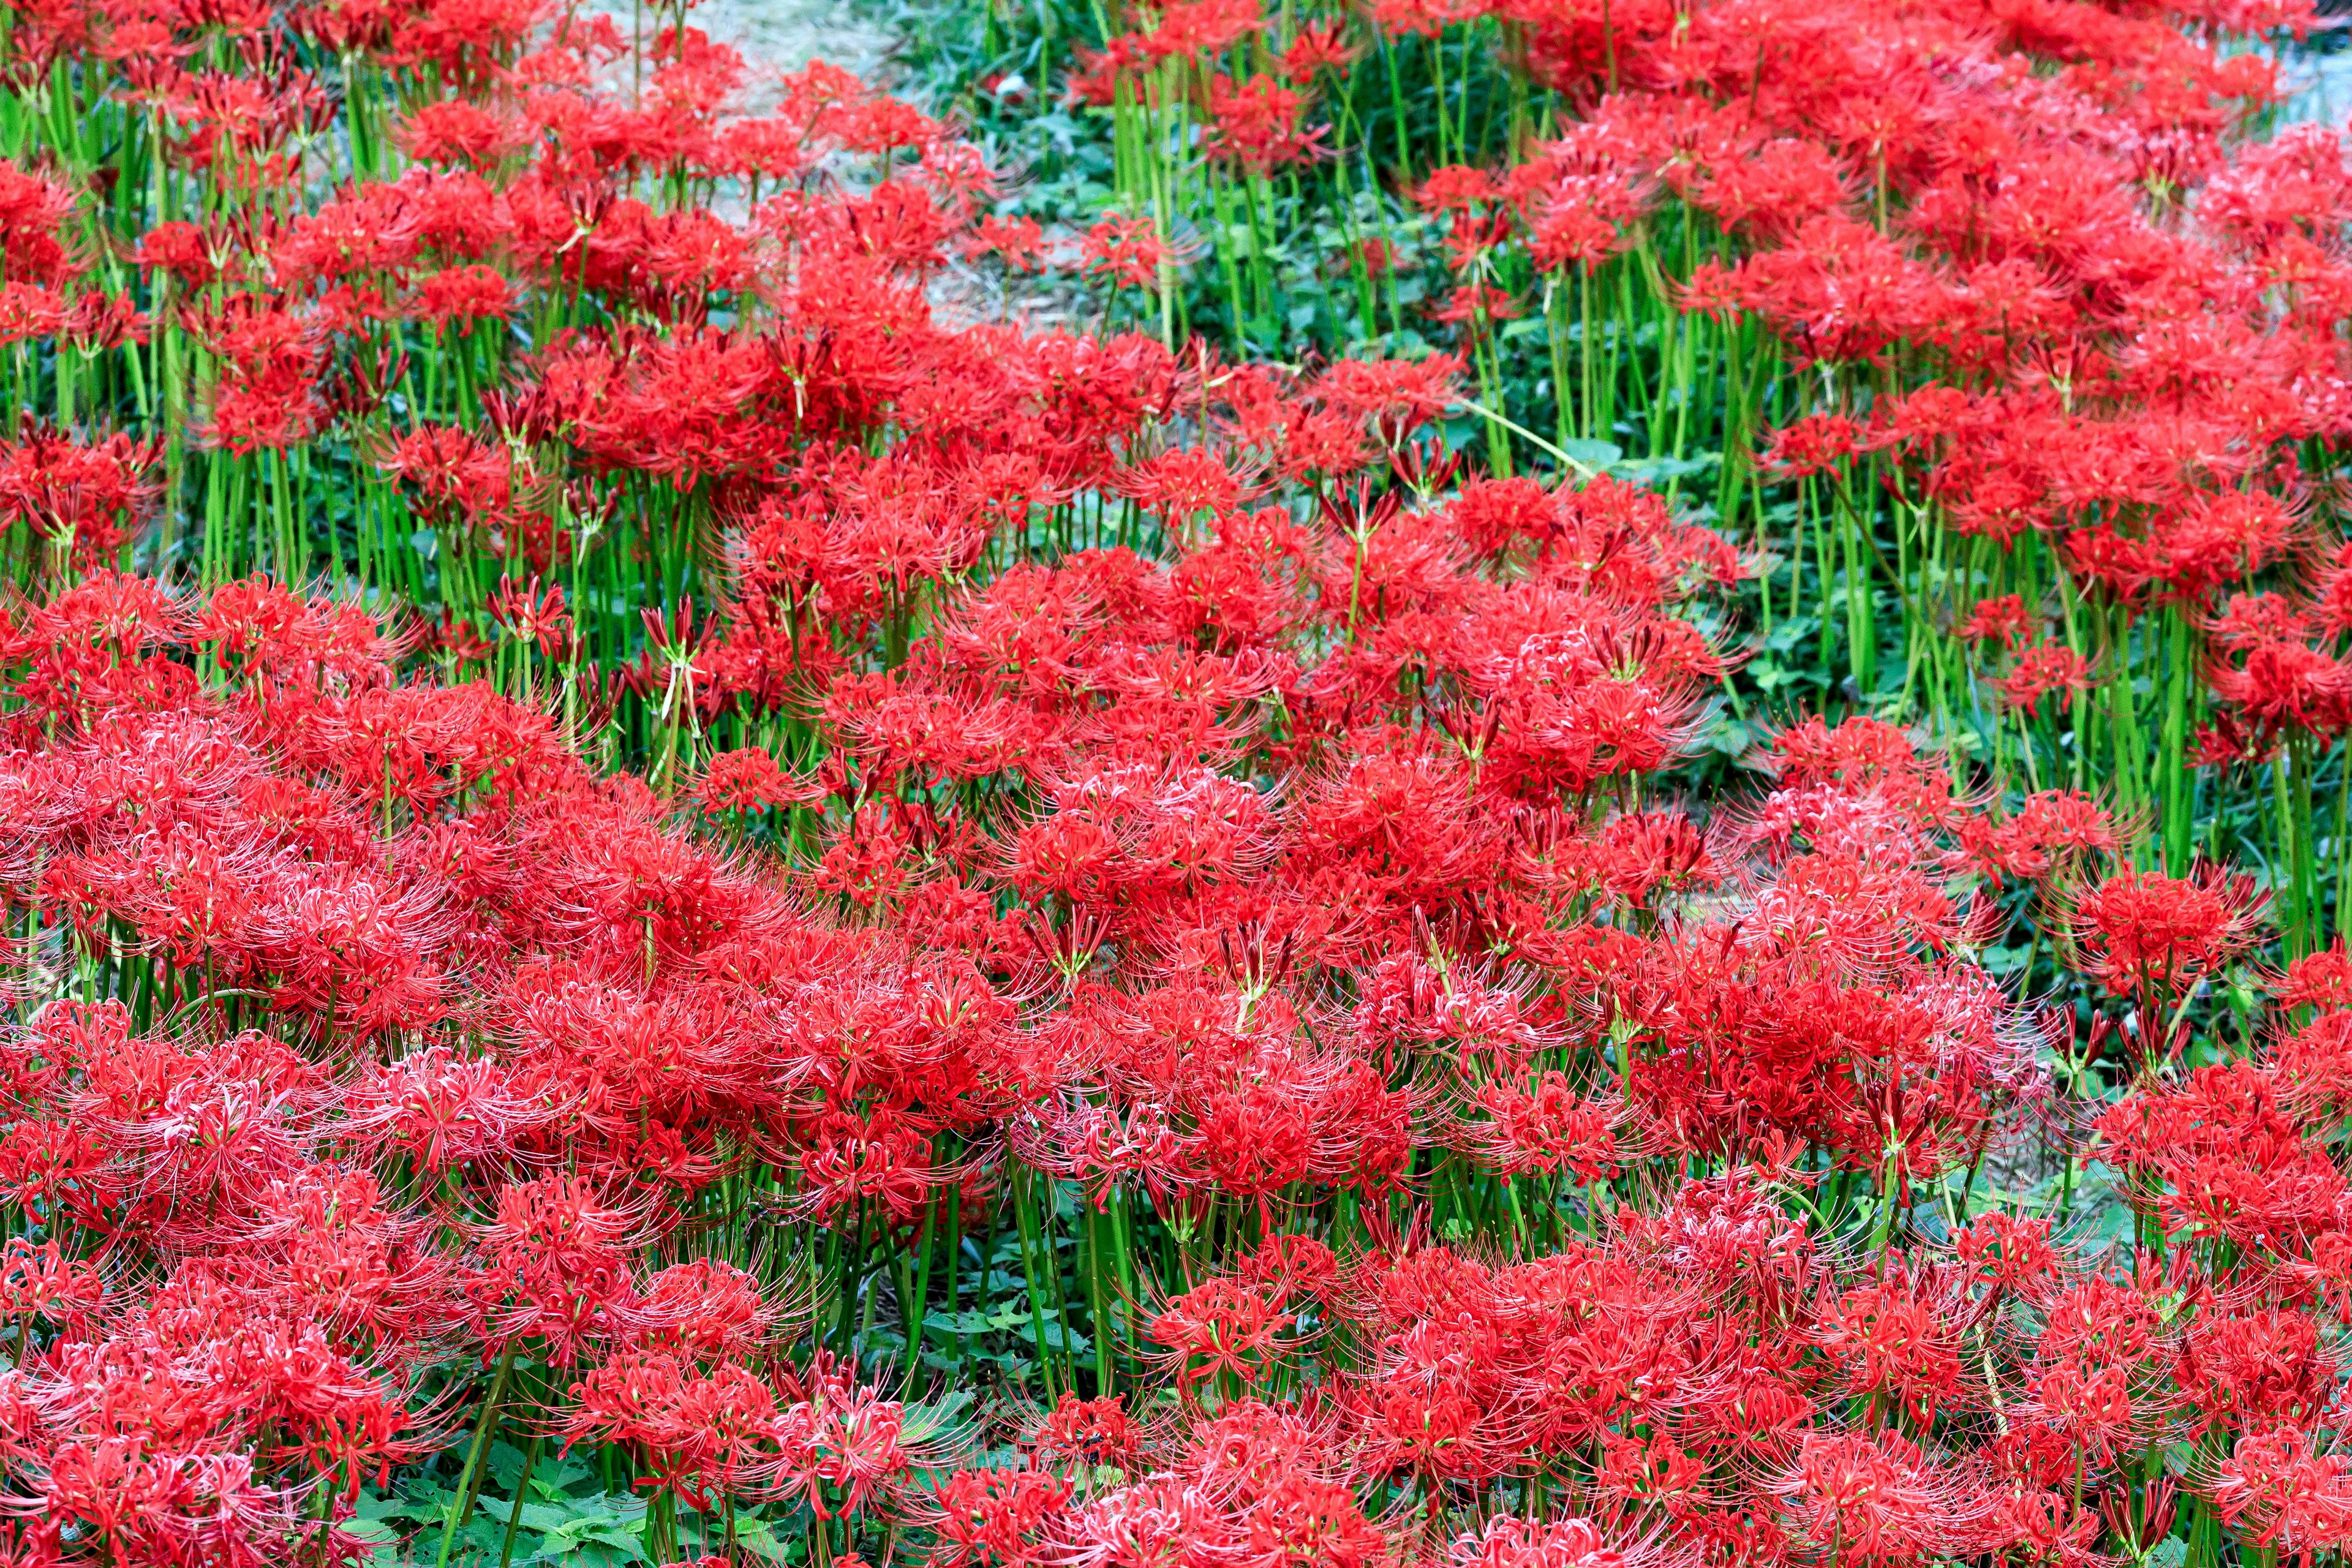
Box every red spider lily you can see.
[1951,1212,2062,1296]
[2018,1351,2144,1471]
[1770,1430,1990,1568]
[766,1352,935,1521]
[1456,1073,1630,1182]
[1689,216,1948,368]
[933,1467,1074,1567]
[2070,865,2268,1011]
[2092,1060,2340,1254]
[1452,1516,1623,1568]
[1028,1391,1137,1471]
[1956,594,2035,650]
[1950,790,2119,883]
[566,1350,783,1510]
[969,214,1052,271]
[695,745,822,813]
[2208,1428,2352,1557]
[14,1442,334,1566]
[1080,214,1176,293]
[7,5,2352,1561]
[471,1175,642,1362]
[342,1047,563,1174]
[487,575,575,661]
[1203,75,1329,170]
[1999,641,2095,718]
[1818,1264,1975,1425]
[2209,634,2352,742]
[1147,1276,1308,1399]
[1280,23,1352,83]
[0,421,165,570]
[2279,946,2352,1014]
[1764,414,1865,478]
[794,1106,940,1227]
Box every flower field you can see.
[2,0,2351,1561]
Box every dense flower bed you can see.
[1,0,2350,1563]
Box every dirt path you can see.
[696,0,897,108]
[696,0,1091,331]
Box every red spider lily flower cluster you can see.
[0,552,2328,1568]
[0,575,968,1554]
[8,0,2352,1559]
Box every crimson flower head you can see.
[136,219,217,289]
[1771,1430,1982,1568]
[624,1260,780,1361]
[1281,23,1352,82]
[1450,1517,1623,1568]
[2209,1428,2352,1557]
[2192,717,2263,770]
[1080,213,1176,292]
[566,1350,780,1512]
[0,423,165,570]
[2209,633,2351,741]
[2070,864,2267,1008]
[1030,1391,1136,1472]
[2279,945,2352,1014]
[1415,164,1502,215]
[1462,1072,1626,1182]
[1951,1212,2060,1295]
[1148,1276,1303,1398]
[1204,75,1328,170]
[1764,413,1864,478]
[969,213,1052,272]
[935,1467,1075,1567]
[696,745,818,814]
[1821,1272,1968,1425]
[474,1175,641,1362]
[2000,640,2094,718]
[767,1351,940,1521]
[1956,594,2034,649]
[487,573,574,659]
[411,263,515,333]
[400,98,521,167]
[1953,790,2119,882]
[1315,353,1463,443]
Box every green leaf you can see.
[486,1438,533,1493]
[724,1515,802,1564]
[354,1491,432,1524]
[535,1453,598,1502]
[1035,1316,1090,1354]
[554,1546,645,1568]
[514,1493,651,1565]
